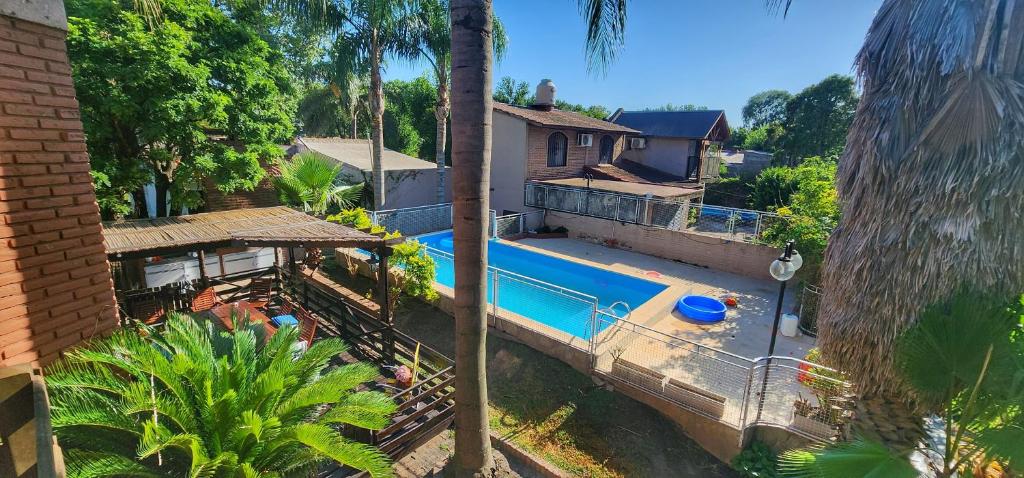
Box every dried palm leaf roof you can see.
[103,206,387,258]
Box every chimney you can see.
[531,79,556,111]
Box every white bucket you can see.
[780,313,799,337]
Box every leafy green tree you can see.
[383,77,437,158]
[556,100,610,119]
[780,292,1024,477]
[642,103,708,112]
[742,89,791,128]
[67,0,295,218]
[760,157,838,279]
[273,152,364,215]
[743,121,786,153]
[48,313,397,477]
[493,76,531,105]
[726,127,749,149]
[778,75,857,162]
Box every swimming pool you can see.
[416,230,667,339]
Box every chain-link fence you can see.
[422,245,598,347]
[592,317,850,440]
[370,203,452,236]
[798,283,822,337]
[494,210,545,238]
[525,182,788,242]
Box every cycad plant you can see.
[780,292,1024,477]
[273,152,364,215]
[47,313,397,477]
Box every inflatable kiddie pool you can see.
[676,295,727,323]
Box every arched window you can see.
[599,135,614,164]
[547,132,568,167]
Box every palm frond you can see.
[290,423,394,478]
[321,391,397,430]
[277,362,379,417]
[63,449,162,478]
[576,0,627,74]
[778,439,917,478]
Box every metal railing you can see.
[592,316,850,441]
[493,210,546,238]
[370,203,453,236]
[422,245,599,346]
[524,182,788,241]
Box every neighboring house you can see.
[490,80,642,215]
[203,157,281,212]
[607,109,729,182]
[722,149,773,178]
[291,137,451,210]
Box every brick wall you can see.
[203,161,281,212]
[0,15,118,366]
[545,211,778,280]
[526,125,624,181]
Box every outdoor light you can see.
[757,240,802,424]
[769,258,795,281]
[789,249,803,271]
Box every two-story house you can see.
[606,109,729,183]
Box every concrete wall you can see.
[545,211,778,280]
[618,136,694,177]
[0,9,118,366]
[336,163,452,210]
[490,111,528,214]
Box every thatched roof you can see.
[103,207,387,258]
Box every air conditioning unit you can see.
[630,137,647,149]
[577,133,593,147]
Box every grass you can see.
[321,264,734,477]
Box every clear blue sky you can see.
[384,0,882,126]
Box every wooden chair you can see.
[191,287,220,313]
[248,278,274,309]
[295,307,318,348]
[131,296,165,325]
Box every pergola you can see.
[102,206,403,318]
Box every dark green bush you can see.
[732,441,779,478]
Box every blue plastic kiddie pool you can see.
[676,295,727,323]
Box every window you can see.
[599,135,614,163]
[547,132,567,167]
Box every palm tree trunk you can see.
[449,0,495,475]
[434,70,450,204]
[369,28,386,210]
[817,0,1024,450]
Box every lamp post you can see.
[754,240,802,424]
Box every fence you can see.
[493,210,546,238]
[524,182,788,242]
[371,203,453,236]
[592,317,851,441]
[422,245,599,346]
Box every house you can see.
[291,137,451,210]
[607,108,729,182]
[491,80,658,215]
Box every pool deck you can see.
[506,237,816,362]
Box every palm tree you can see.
[273,152,364,215]
[271,0,419,210]
[410,0,506,204]
[47,313,397,477]
[812,0,1024,451]
[297,74,369,138]
[445,1,626,474]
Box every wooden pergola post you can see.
[197,249,209,287]
[376,244,395,361]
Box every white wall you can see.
[382,168,452,209]
[618,137,694,177]
[144,248,276,287]
[489,112,529,214]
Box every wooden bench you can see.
[610,358,727,419]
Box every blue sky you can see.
[384,0,882,126]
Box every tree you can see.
[780,292,1024,476]
[742,89,791,128]
[383,77,437,158]
[743,121,786,153]
[556,100,610,119]
[272,0,420,210]
[778,74,857,162]
[642,103,708,112]
[815,0,1024,454]
[48,313,396,477]
[448,0,626,474]
[272,152,364,215]
[410,0,507,203]
[67,0,295,218]
[493,76,531,105]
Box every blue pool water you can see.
[416,230,668,339]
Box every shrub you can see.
[732,441,779,478]
[749,166,799,211]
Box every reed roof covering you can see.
[103,207,385,257]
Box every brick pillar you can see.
[0,6,118,366]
